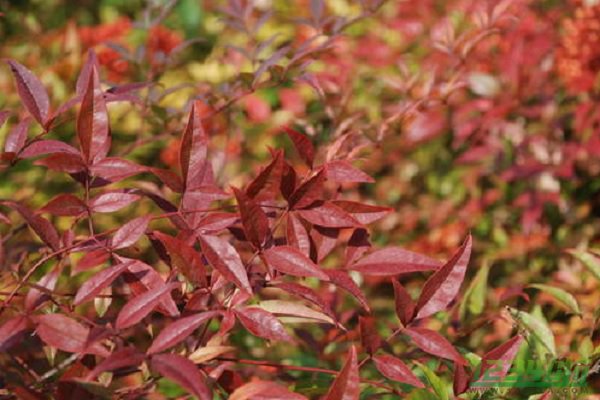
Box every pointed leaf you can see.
[298,201,359,228]
[4,118,29,154]
[325,160,374,183]
[19,140,80,158]
[74,261,133,305]
[180,101,209,191]
[35,314,108,356]
[332,201,391,224]
[566,249,600,281]
[507,307,556,356]
[393,280,415,326]
[473,335,523,386]
[404,327,466,364]
[189,345,236,364]
[77,65,109,163]
[230,381,308,400]
[246,149,283,199]
[233,187,269,249]
[90,157,146,182]
[528,284,581,315]
[85,347,145,381]
[263,245,329,280]
[148,311,221,354]
[234,306,293,342]
[7,60,50,127]
[373,354,424,388]
[325,346,359,400]
[41,194,87,217]
[350,247,441,276]
[4,201,61,251]
[151,353,212,400]
[283,126,314,168]
[153,231,207,287]
[89,192,140,213]
[286,212,311,256]
[35,153,86,174]
[25,269,58,311]
[326,270,370,312]
[0,316,29,351]
[257,300,334,324]
[116,282,179,330]
[198,234,252,294]
[274,282,334,317]
[111,216,150,250]
[288,169,325,209]
[359,315,381,355]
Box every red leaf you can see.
[198,234,252,294]
[325,160,374,183]
[111,216,150,250]
[246,149,283,200]
[453,362,470,395]
[373,354,424,388]
[75,249,110,272]
[404,327,466,364]
[147,311,221,354]
[0,316,29,351]
[35,314,109,356]
[34,153,87,174]
[4,201,61,251]
[234,307,293,342]
[150,167,184,192]
[325,345,360,400]
[298,201,359,228]
[4,118,29,154]
[473,335,523,386]
[153,231,207,287]
[283,126,315,168]
[273,282,334,317]
[19,140,80,158]
[89,192,140,213]
[74,261,133,305]
[180,101,209,192]
[233,187,270,249]
[115,282,179,330]
[77,64,110,163]
[85,347,145,381]
[76,50,100,97]
[90,157,146,182]
[0,111,10,129]
[7,60,50,128]
[151,353,212,400]
[280,160,297,200]
[350,247,441,276]
[359,315,381,355]
[288,169,325,209]
[325,270,370,312]
[414,234,472,319]
[25,269,58,311]
[286,212,311,257]
[393,280,415,326]
[230,380,308,400]
[331,201,391,225]
[263,245,329,280]
[195,212,238,234]
[345,229,370,266]
[40,194,87,217]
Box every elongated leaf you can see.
[288,169,325,209]
[198,234,251,294]
[25,269,58,311]
[286,212,311,256]
[195,212,238,233]
[393,279,415,326]
[566,249,600,281]
[528,284,581,315]
[453,362,470,396]
[76,50,100,97]
[473,335,523,386]
[263,245,329,280]
[90,157,146,182]
[459,262,489,319]
[4,118,29,154]
[246,149,283,199]
[0,316,29,351]
[507,307,556,356]
[372,354,424,388]
[332,201,391,224]
[41,194,87,217]
[298,201,359,228]
[4,201,61,251]
[35,314,109,356]
[283,126,315,168]
[257,300,335,324]
[414,361,449,400]
[7,60,50,127]
[326,270,370,312]
[404,327,466,364]
[233,187,269,249]
[359,315,381,355]
[180,101,208,191]
[151,353,211,400]
[74,261,133,305]
[230,381,308,400]
[234,307,293,342]
[35,153,87,173]
[89,192,140,213]
[116,282,179,329]
[325,160,374,183]
[111,216,150,250]
[153,231,207,287]
[147,311,221,354]
[189,345,235,364]
[19,140,80,158]
[0,111,9,129]
[85,347,145,381]
[77,64,109,163]
[325,346,359,400]
[350,247,441,276]
[414,234,472,319]
[274,282,334,317]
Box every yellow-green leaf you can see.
[528,284,581,315]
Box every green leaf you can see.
[413,362,449,400]
[459,262,489,319]
[527,284,581,315]
[566,249,600,281]
[508,307,556,358]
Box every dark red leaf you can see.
[3,201,61,251]
[288,169,325,209]
[35,314,109,356]
[150,167,184,192]
[75,249,110,272]
[111,216,150,250]
[280,160,297,200]
[414,234,472,319]
[359,316,381,355]
[263,245,329,280]
[74,261,133,305]
[90,157,146,182]
[198,234,252,294]
[234,307,293,342]
[298,201,359,228]
[25,269,58,311]
[7,60,50,128]
[76,50,100,97]
[246,149,283,200]
[345,229,370,266]
[34,153,87,174]
[325,345,360,400]
[151,353,212,400]
[472,335,524,386]
[180,101,209,192]
[273,282,334,317]
[283,126,315,168]
[350,247,441,276]
[373,354,425,388]
[325,160,374,183]
[85,347,145,381]
[331,201,391,225]
[40,194,87,217]
[229,381,308,400]
[453,362,470,395]
[404,327,466,365]
[77,64,110,163]
[4,118,29,154]
[233,187,270,249]
[89,192,140,213]
[325,270,370,312]
[115,282,180,330]
[195,212,238,234]
[393,280,415,326]
[286,212,311,257]
[19,140,80,158]
[0,316,29,351]
[147,311,221,354]
[153,231,207,287]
